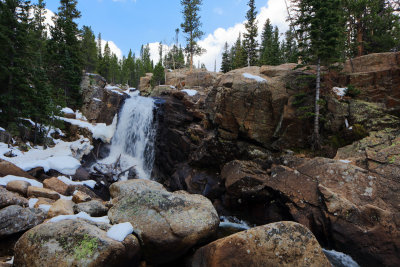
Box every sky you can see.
[41,0,289,71]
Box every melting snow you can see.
[38,204,51,213]
[18,156,81,176]
[28,198,39,208]
[181,89,198,96]
[57,176,96,189]
[243,73,267,83]
[106,222,134,242]
[0,175,43,187]
[339,160,351,164]
[48,211,110,224]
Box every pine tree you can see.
[81,26,98,73]
[98,42,111,81]
[220,42,231,73]
[281,29,298,63]
[231,34,247,69]
[180,0,205,71]
[141,44,153,73]
[293,0,345,148]
[243,0,259,66]
[47,0,83,108]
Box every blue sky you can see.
[42,0,288,70]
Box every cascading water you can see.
[96,91,157,180]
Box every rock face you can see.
[108,179,219,264]
[0,205,45,237]
[0,187,28,209]
[14,219,140,267]
[340,52,400,110]
[139,73,153,95]
[220,157,400,266]
[80,73,128,125]
[191,221,331,267]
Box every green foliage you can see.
[81,26,97,73]
[151,62,165,87]
[259,19,281,66]
[345,84,361,98]
[180,0,205,70]
[220,42,231,73]
[164,45,185,70]
[73,234,98,260]
[293,92,307,106]
[243,0,259,66]
[231,33,247,69]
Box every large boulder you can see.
[0,160,35,179]
[0,205,45,237]
[14,219,140,267]
[108,179,219,264]
[185,69,217,88]
[190,221,331,267]
[139,73,153,95]
[226,157,400,266]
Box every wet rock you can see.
[47,199,74,218]
[74,200,108,217]
[27,186,60,200]
[6,180,30,196]
[0,205,45,237]
[0,187,28,209]
[43,177,69,195]
[14,219,140,267]
[190,221,330,267]
[108,179,219,264]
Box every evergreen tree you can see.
[281,29,299,63]
[293,0,345,148]
[259,19,282,66]
[231,33,247,69]
[220,42,232,73]
[47,0,83,108]
[243,0,259,66]
[81,26,98,73]
[152,62,165,86]
[180,0,205,71]
[98,42,111,81]
[141,44,153,73]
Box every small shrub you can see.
[352,124,368,139]
[345,85,361,98]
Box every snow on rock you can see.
[57,176,96,189]
[0,175,43,188]
[28,198,39,208]
[243,73,267,83]
[17,156,81,176]
[61,107,74,114]
[48,211,110,224]
[58,115,117,143]
[106,222,134,242]
[0,137,92,175]
[38,204,51,213]
[333,87,347,98]
[339,160,352,164]
[181,89,198,96]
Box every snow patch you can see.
[57,176,96,189]
[243,73,267,83]
[61,107,74,114]
[38,204,51,213]
[18,156,81,176]
[28,198,39,208]
[339,160,351,164]
[333,87,347,98]
[181,89,198,96]
[106,222,134,242]
[48,211,110,224]
[0,175,43,187]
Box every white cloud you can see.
[193,0,289,71]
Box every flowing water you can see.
[96,91,157,180]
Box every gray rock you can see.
[108,179,219,264]
[0,205,45,237]
[0,187,28,209]
[74,200,108,217]
[14,219,140,267]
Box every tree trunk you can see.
[356,17,364,56]
[313,58,321,149]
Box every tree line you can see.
[220,0,399,73]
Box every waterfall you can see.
[97,91,157,180]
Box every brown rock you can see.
[72,190,91,203]
[73,200,108,217]
[27,186,60,200]
[43,177,69,195]
[190,221,331,267]
[185,69,217,88]
[33,197,55,208]
[6,180,31,196]
[14,220,140,267]
[47,199,74,218]
[260,63,297,77]
[0,160,35,179]
[0,187,28,208]
[139,73,153,95]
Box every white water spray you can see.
[98,91,157,180]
